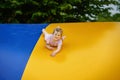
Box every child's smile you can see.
[53,31,62,41]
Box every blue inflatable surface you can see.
[0,24,48,80]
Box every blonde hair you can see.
[53,26,63,35]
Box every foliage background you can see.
[0,0,120,23]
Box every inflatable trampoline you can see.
[0,22,120,80]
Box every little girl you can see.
[42,26,65,57]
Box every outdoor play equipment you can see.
[0,22,120,80]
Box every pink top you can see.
[46,34,62,47]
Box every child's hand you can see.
[50,51,57,57]
[62,36,66,40]
[48,47,54,50]
[46,44,54,50]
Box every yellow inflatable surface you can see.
[22,22,120,80]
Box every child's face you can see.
[53,31,62,41]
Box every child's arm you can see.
[51,44,62,57]
[46,44,54,50]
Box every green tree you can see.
[0,0,119,23]
[111,13,120,21]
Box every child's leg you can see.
[42,29,47,36]
[42,29,50,44]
